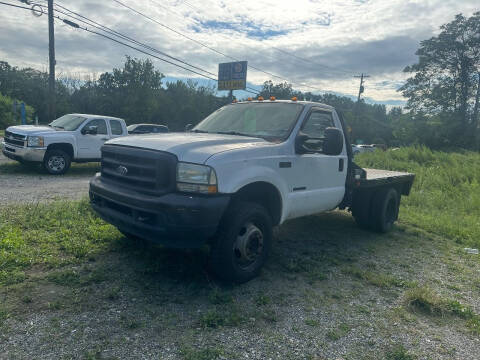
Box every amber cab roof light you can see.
[270,96,276,101]
[258,96,264,101]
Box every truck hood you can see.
[106,132,270,163]
[6,125,57,136]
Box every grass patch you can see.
[385,344,416,360]
[326,323,350,341]
[343,265,412,288]
[405,286,480,333]
[304,318,320,327]
[356,147,480,247]
[46,267,108,287]
[0,161,100,176]
[208,288,233,305]
[180,345,224,360]
[0,199,121,288]
[198,307,243,329]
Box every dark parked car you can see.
[127,124,169,134]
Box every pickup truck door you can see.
[108,119,125,139]
[77,118,110,159]
[287,108,348,218]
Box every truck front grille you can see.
[4,131,26,147]
[101,144,177,194]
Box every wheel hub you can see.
[234,222,264,267]
[48,156,65,172]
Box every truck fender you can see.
[221,165,290,224]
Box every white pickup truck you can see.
[89,100,414,283]
[2,114,127,174]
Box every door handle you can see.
[339,158,344,171]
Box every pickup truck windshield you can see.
[194,103,304,141]
[49,114,87,131]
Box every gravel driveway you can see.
[0,150,93,203]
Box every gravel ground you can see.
[1,146,479,359]
[0,151,92,203]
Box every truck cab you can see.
[89,100,414,283]
[2,114,127,174]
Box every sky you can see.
[0,0,479,106]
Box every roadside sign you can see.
[218,61,247,91]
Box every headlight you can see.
[27,136,44,147]
[176,162,217,194]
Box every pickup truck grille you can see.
[4,131,26,147]
[101,145,177,194]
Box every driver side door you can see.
[77,118,110,159]
[287,109,347,218]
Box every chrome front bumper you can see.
[1,141,47,162]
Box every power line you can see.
[53,1,260,94]
[168,0,355,76]
[53,3,218,79]
[110,0,329,94]
[0,0,260,95]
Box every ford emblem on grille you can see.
[116,165,128,175]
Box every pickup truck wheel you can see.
[43,149,71,175]
[209,201,272,283]
[353,191,373,230]
[371,187,399,233]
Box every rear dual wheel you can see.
[354,187,399,233]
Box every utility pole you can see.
[354,73,369,102]
[47,0,56,121]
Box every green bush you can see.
[0,92,34,130]
[355,147,480,247]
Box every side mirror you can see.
[323,127,344,155]
[185,123,193,132]
[295,132,310,154]
[82,125,98,135]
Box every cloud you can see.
[0,0,478,105]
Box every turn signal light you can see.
[247,97,252,101]
[291,96,297,101]
[270,96,276,101]
[258,96,264,101]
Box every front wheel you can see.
[209,201,272,283]
[43,149,71,175]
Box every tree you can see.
[400,12,480,148]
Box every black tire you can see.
[352,191,373,230]
[209,201,272,283]
[370,187,399,233]
[43,149,71,175]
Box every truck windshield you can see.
[193,103,304,141]
[49,114,87,131]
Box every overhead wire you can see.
[0,0,261,95]
[110,0,330,94]
[53,1,260,94]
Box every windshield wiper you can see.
[190,129,209,133]
[214,131,257,137]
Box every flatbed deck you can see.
[355,168,415,195]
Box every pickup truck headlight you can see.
[176,162,217,194]
[27,136,44,147]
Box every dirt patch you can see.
[0,152,94,203]
[1,211,480,359]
